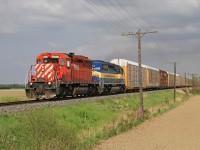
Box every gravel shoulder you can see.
[94,96,200,150]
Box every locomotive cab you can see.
[92,60,125,94]
[25,52,72,99]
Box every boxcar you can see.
[111,59,146,90]
[168,72,174,87]
[176,74,181,87]
[187,78,193,86]
[145,65,159,89]
[159,70,168,88]
[180,76,185,87]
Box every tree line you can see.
[0,84,24,89]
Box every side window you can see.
[84,61,92,67]
[52,58,59,64]
[67,60,70,67]
[115,66,119,74]
[120,68,124,74]
[37,59,41,64]
[60,59,65,66]
[102,64,108,71]
[109,65,116,73]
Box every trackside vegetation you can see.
[0,90,189,150]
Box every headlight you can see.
[30,82,33,85]
[48,82,51,85]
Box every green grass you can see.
[0,90,187,150]
[0,111,78,150]
[144,90,182,107]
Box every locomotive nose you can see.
[35,63,55,82]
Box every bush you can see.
[190,88,200,95]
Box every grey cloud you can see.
[0,0,200,83]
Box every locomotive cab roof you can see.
[68,54,91,62]
[36,52,71,60]
[92,60,121,67]
[36,52,91,62]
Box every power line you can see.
[128,0,156,30]
[168,61,182,102]
[85,0,124,31]
[114,0,144,29]
[78,0,145,35]
[76,0,124,32]
[126,0,171,64]
[95,0,134,30]
[89,0,130,30]
[103,0,139,30]
[77,0,179,74]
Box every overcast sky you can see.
[0,0,199,84]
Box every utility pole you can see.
[169,61,180,103]
[192,74,195,89]
[174,62,176,103]
[185,73,200,92]
[186,73,198,89]
[122,29,158,118]
[184,73,188,96]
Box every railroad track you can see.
[0,88,186,114]
[0,92,138,114]
[0,99,50,107]
[0,94,118,107]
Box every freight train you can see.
[111,59,192,90]
[25,52,192,99]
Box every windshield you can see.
[43,58,58,64]
[43,58,50,63]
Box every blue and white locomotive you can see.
[92,60,125,94]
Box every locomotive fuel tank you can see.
[72,87,89,95]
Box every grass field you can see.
[0,89,27,102]
[0,90,188,150]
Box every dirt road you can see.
[94,96,200,150]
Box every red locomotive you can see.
[26,52,97,99]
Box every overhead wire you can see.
[77,0,187,74]
[126,0,173,70]
[128,0,156,30]
[78,0,140,43]
[78,0,167,64]
[88,0,142,32]
[114,0,146,30]
[130,4,170,63]
[76,0,124,33]
[108,0,141,29]
[94,0,134,30]
[111,0,170,68]
[113,0,168,66]
[87,0,129,31]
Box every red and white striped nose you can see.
[35,64,55,81]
